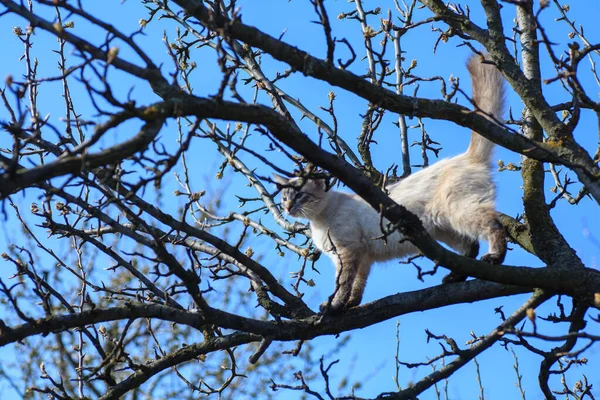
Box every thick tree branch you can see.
[0,280,529,348]
[516,0,581,267]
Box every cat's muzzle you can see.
[284,201,300,217]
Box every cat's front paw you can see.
[480,252,504,265]
[345,296,361,309]
[319,299,346,314]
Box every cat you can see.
[274,55,507,313]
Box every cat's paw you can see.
[442,272,467,284]
[319,299,346,314]
[345,296,361,309]
[480,252,504,265]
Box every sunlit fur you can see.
[274,55,507,313]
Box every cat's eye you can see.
[294,192,304,200]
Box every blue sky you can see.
[1,1,599,399]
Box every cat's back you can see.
[386,155,494,230]
[434,154,495,209]
[388,157,454,209]
[390,154,493,197]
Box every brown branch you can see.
[0,280,529,348]
[514,0,581,267]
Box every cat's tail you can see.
[465,54,506,164]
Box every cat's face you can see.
[273,174,327,218]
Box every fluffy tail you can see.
[465,55,506,163]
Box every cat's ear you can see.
[272,174,289,189]
[303,163,315,174]
[327,177,338,191]
[315,177,334,192]
[321,177,337,192]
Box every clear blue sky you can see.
[1,1,599,399]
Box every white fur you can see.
[276,55,506,312]
[307,153,495,261]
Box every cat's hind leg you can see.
[449,205,506,265]
[479,216,506,265]
[441,208,506,283]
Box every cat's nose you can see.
[283,200,292,212]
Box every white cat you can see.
[274,55,506,313]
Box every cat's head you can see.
[273,174,330,219]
